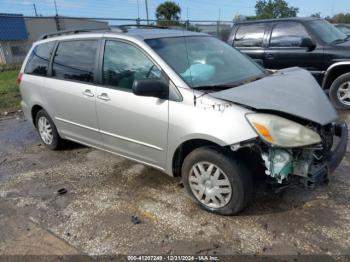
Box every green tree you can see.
[255,0,299,19]
[330,13,350,23]
[311,12,321,18]
[156,1,181,25]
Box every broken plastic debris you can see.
[57,188,68,195]
[131,215,141,224]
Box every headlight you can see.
[246,113,321,147]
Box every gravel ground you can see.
[0,111,349,258]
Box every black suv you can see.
[228,17,350,109]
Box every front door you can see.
[263,21,324,72]
[96,40,169,168]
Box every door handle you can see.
[82,89,94,97]
[97,93,110,101]
[265,53,275,60]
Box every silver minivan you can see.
[19,27,348,215]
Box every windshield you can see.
[145,36,264,88]
[308,19,347,44]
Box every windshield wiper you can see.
[193,84,234,90]
[193,72,269,91]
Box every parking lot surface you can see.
[0,111,349,256]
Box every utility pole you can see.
[145,0,149,25]
[33,3,38,16]
[54,0,58,16]
[217,8,221,39]
[53,0,60,31]
[186,7,189,30]
[137,0,140,19]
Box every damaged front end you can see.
[232,119,348,190]
[261,145,330,190]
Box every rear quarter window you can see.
[24,41,55,76]
[234,23,267,47]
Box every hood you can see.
[210,67,338,126]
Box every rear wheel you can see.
[35,109,64,150]
[329,73,350,109]
[181,147,253,215]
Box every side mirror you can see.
[132,79,168,99]
[300,37,316,50]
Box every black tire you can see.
[181,146,253,215]
[329,72,350,109]
[35,109,64,150]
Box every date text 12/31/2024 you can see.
[127,255,219,261]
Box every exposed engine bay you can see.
[232,122,338,190]
[261,123,334,189]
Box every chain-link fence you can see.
[42,16,234,41]
[0,15,234,64]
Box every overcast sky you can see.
[0,0,349,21]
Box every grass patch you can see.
[0,70,21,113]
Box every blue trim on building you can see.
[0,14,28,41]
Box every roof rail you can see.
[116,24,168,31]
[38,27,117,40]
[38,24,168,40]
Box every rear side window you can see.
[24,41,55,76]
[234,24,266,47]
[52,40,98,83]
[270,22,310,47]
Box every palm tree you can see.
[156,1,181,25]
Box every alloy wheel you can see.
[38,116,53,145]
[337,81,350,106]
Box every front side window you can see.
[52,40,98,83]
[24,41,55,76]
[102,40,162,90]
[308,20,347,44]
[146,36,264,88]
[270,22,310,47]
[234,24,266,47]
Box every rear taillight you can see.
[17,73,23,86]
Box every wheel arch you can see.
[31,104,44,127]
[323,62,350,89]
[171,138,226,177]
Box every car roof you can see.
[234,17,320,24]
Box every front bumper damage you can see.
[260,121,348,189]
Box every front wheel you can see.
[329,73,350,109]
[181,147,253,215]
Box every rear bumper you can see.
[327,121,348,173]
